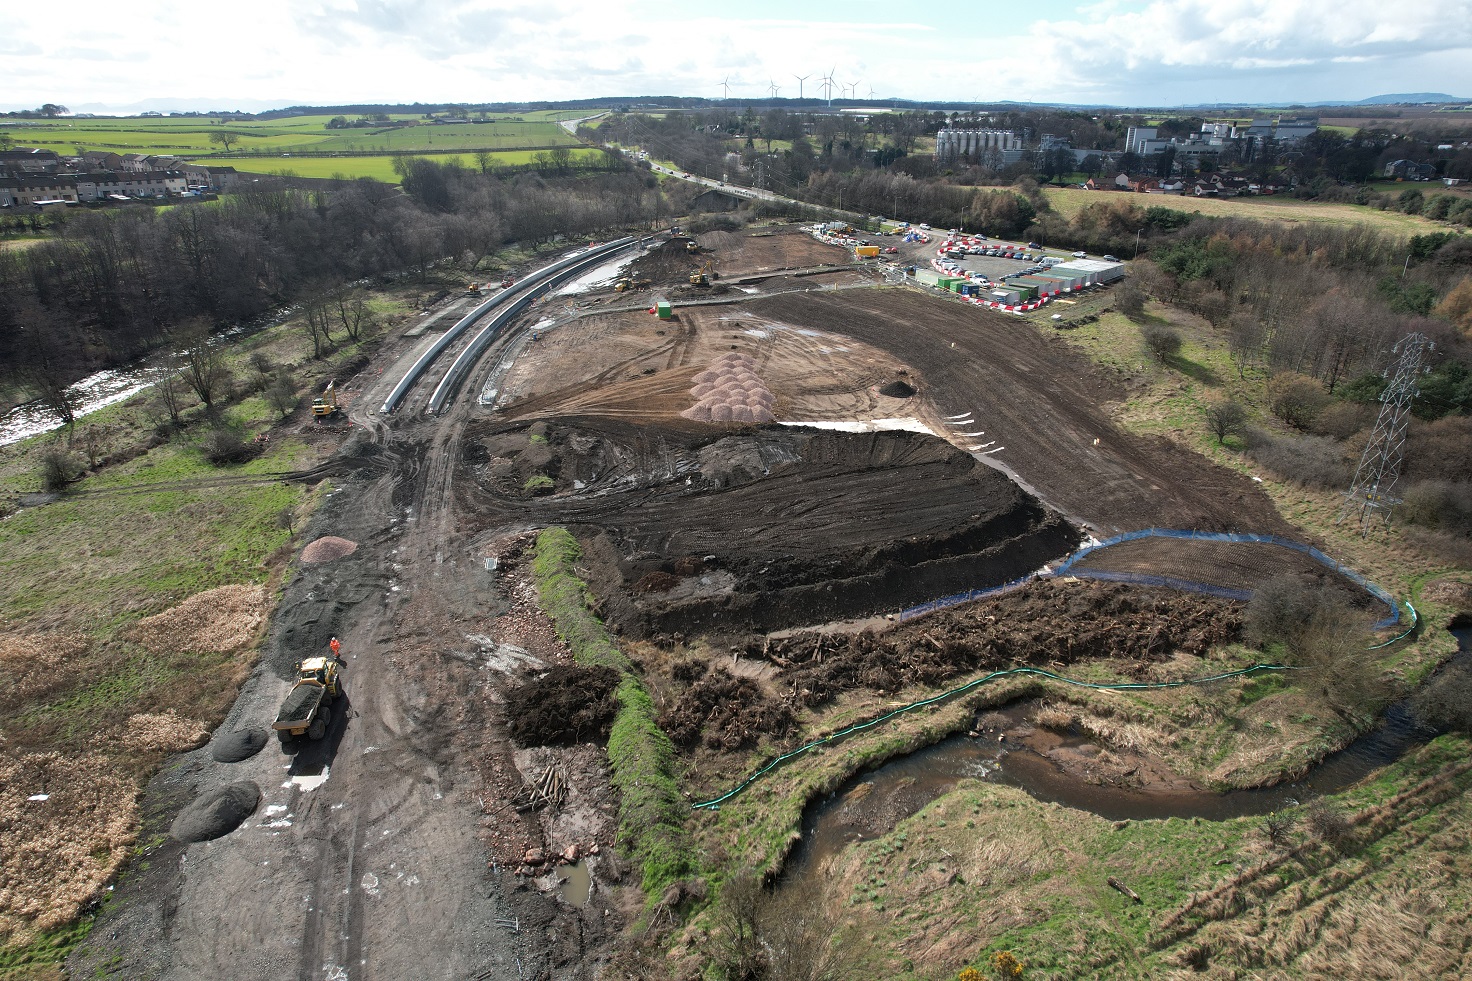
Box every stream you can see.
[789,628,1469,875]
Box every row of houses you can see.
[1082,171,1286,197]
[0,167,243,207]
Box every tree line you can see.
[0,159,674,404]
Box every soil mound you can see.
[120,712,210,755]
[171,781,260,843]
[661,665,795,750]
[635,571,680,594]
[301,536,359,564]
[0,630,90,710]
[129,584,268,655]
[762,580,1243,706]
[879,380,916,398]
[210,727,269,763]
[506,665,621,746]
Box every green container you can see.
[656,301,673,320]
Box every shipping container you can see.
[914,268,943,286]
[855,245,881,258]
[656,300,673,320]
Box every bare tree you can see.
[152,373,187,426]
[336,294,373,341]
[1205,400,1248,445]
[302,298,335,357]
[181,333,229,410]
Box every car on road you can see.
[1102,255,1119,261]
[1072,251,1087,258]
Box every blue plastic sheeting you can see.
[690,661,1291,811]
[900,529,1403,629]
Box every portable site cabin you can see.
[1013,277,1061,297]
[1055,258,1125,284]
[989,286,1025,305]
[914,268,943,287]
[855,244,881,258]
[1036,269,1085,291]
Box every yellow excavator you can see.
[311,380,340,420]
[689,260,715,287]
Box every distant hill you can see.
[1356,93,1468,105]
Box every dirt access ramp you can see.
[744,288,1294,538]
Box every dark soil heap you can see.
[879,380,916,398]
[506,665,621,746]
[171,781,261,842]
[661,664,795,750]
[209,727,268,763]
[760,580,1243,706]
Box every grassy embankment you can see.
[829,733,1472,979]
[531,528,694,898]
[0,288,416,974]
[1042,185,1444,237]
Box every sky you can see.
[3,0,1471,114]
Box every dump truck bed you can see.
[273,683,324,729]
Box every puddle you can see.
[285,767,331,792]
[554,861,591,906]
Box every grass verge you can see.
[531,527,693,897]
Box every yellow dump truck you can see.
[273,653,342,745]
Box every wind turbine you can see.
[768,79,780,98]
[849,80,861,101]
[822,66,836,106]
[719,76,731,100]
[793,73,811,100]
[866,85,877,100]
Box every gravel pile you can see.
[301,536,359,564]
[210,727,269,763]
[171,781,260,843]
[681,353,776,424]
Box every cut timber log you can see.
[1108,876,1143,904]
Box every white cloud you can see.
[0,0,1468,111]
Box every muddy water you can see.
[789,630,1468,875]
[555,860,591,906]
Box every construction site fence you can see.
[690,661,1291,812]
[901,529,1404,630]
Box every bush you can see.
[199,423,261,465]
[1114,280,1146,320]
[38,448,80,493]
[1141,323,1181,361]
[1399,481,1472,537]
[1412,659,1472,732]
[1244,431,1349,489]
[1268,373,1331,430]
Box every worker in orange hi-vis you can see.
[329,637,341,657]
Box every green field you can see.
[4,112,592,160]
[222,147,607,182]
